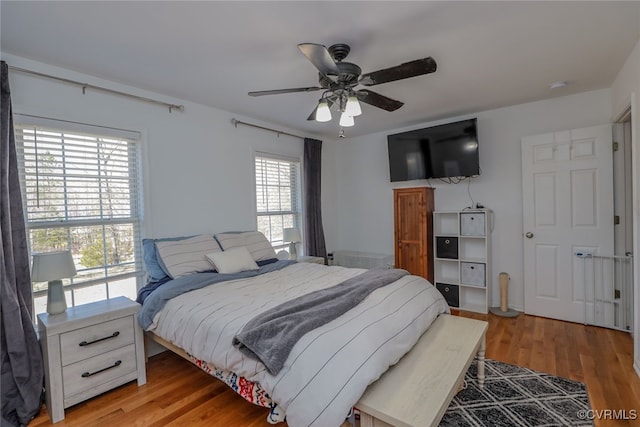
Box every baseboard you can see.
[634,360,640,379]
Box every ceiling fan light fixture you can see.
[339,112,355,127]
[345,95,362,117]
[316,99,332,122]
[250,42,437,128]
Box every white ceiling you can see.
[2,1,639,138]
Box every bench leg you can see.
[360,413,375,427]
[477,333,486,388]
[360,412,393,427]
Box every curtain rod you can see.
[8,65,185,113]
[231,118,305,140]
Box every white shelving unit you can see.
[433,210,491,314]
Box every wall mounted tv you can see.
[387,118,479,182]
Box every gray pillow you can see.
[214,231,277,262]
[155,234,221,279]
[143,235,194,281]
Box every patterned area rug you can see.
[440,359,593,427]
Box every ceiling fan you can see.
[248,43,437,128]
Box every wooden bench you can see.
[355,314,488,427]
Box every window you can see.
[255,153,301,252]
[15,118,143,315]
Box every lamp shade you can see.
[345,95,362,117]
[31,251,77,282]
[283,227,301,243]
[339,112,355,127]
[316,99,332,122]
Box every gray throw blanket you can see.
[232,267,408,375]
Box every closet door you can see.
[394,187,434,281]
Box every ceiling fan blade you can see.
[356,90,404,112]
[298,43,341,77]
[359,57,437,86]
[248,86,323,97]
[307,105,318,121]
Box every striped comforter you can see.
[146,262,449,427]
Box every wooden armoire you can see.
[393,187,434,281]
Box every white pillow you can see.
[214,231,277,261]
[155,234,221,279]
[206,247,259,274]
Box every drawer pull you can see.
[81,360,122,378]
[79,331,120,347]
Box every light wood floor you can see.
[30,311,640,427]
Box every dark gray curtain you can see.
[303,138,327,260]
[1,60,44,426]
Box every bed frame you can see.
[146,332,191,362]
[145,314,487,427]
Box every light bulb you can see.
[345,95,362,117]
[316,99,332,122]
[339,112,354,127]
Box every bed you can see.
[137,232,451,427]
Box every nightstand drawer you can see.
[61,316,134,365]
[63,343,136,400]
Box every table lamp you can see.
[31,251,77,315]
[283,228,301,261]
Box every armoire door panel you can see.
[393,187,434,282]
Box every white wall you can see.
[333,89,612,311]
[611,38,640,376]
[2,53,338,252]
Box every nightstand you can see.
[297,255,325,265]
[37,296,146,423]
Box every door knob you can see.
[525,232,534,239]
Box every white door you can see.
[522,125,614,323]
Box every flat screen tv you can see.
[387,118,479,182]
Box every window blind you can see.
[15,119,143,311]
[255,153,301,249]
